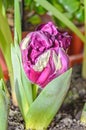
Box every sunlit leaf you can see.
[0,79,9,130]
[58,0,80,13]
[11,43,33,120]
[14,0,21,44]
[26,69,72,130]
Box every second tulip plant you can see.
[11,22,72,130]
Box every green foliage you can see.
[75,5,84,22]
[26,69,72,130]
[34,0,85,43]
[14,0,21,44]
[11,43,33,120]
[27,14,41,24]
[35,4,46,15]
[3,0,14,9]
[0,66,4,79]
[24,0,32,7]
[0,13,13,83]
[58,0,80,13]
[25,0,84,26]
[0,79,10,130]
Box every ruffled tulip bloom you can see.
[21,22,71,88]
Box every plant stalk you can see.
[82,0,86,78]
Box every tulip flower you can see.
[21,22,71,88]
[11,20,72,130]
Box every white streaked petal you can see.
[33,50,50,71]
[53,51,62,71]
[21,37,30,50]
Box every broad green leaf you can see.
[0,79,9,130]
[34,0,85,43]
[11,43,33,120]
[58,0,80,13]
[26,69,72,130]
[14,0,21,44]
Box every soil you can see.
[7,64,86,130]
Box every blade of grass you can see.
[82,0,86,78]
[14,0,22,44]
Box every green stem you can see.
[34,0,85,43]
[81,0,86,124]
[82,0,86,78]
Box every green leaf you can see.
[51,0,64,12]
[0,13,13,70]
[34,0,85,43]
[32,84,38,100]
[0,10,14,99]
[0,0,6,16]
[35,5,46,15]
[28,14,41,24]
[26,68,72,130]
[14,0,21,44]
[0,79,10,130]
[0,66,4,80]
[75,5,84,22]
[0,13,12,46]
[11,43,33,120]
[58,0,80,13]
[24,0,32,6]
[81,103,86,124]
[4,0,14,9]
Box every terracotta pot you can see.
[68,26,84,67]
[69,53,83,67]
[68,33,83,55]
